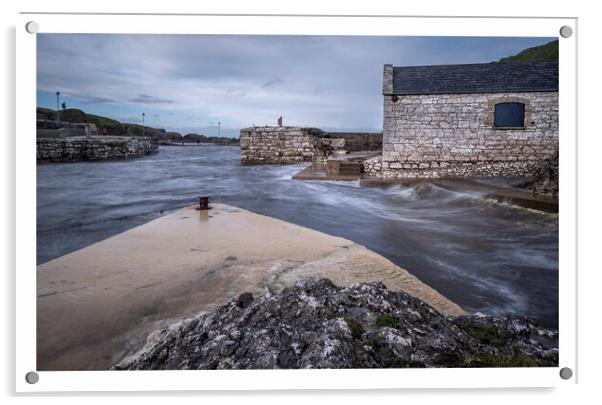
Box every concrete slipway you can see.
[37,203,465,370]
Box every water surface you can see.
[37,145,558,328]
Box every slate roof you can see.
[391,61,558,95]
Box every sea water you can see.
[37,145,558,328]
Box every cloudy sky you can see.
[37,34,553,137]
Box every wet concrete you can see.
[293,163,362,181]
[293,151,379,181]
[37,203,464,371]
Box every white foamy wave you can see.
[425,257,528,316]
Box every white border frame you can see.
[15,13,577,392]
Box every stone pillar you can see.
[383,64,393,95]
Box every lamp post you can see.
[55,91,60,122]
[142,112,145,136]
[218,121,221,137]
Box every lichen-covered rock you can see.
[113,278,558,370]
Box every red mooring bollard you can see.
[196,196,210,210]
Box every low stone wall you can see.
[323,132,382,152]
[240,127,315,164]
[365,156,542,178]
[37,136,158,163]
[363,155,382,176]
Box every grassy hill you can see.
[498,40,558,63]
[37,107,238,144]
[37,107,167,138]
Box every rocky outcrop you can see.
[520,151,559,197]
[114,278,558,370]
[37,136,158,163]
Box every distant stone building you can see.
[366,61,559,178]
[37,119,98,138]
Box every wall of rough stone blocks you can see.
[239,127,315,164]
[37,136,158,163]
[363,155,382,176]
[322,132,383,152]
[377,91,558,178]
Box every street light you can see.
[55,91,60,122]
[142,112,145,136]
[218,121,221,137]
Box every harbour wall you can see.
[37,136,158,163]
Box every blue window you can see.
[494,102,525,128]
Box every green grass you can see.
[463,323,503,347]
[434,350,540,368]
[37,107,160,137]
[375,314,398,328]
[498,40,558,63]
[469,351,539,368]
[344,318,364,339]
[36,107,232,143]
[431,351,468,367]
[366,337,408,368]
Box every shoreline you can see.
[291,162,557,213]
[360,176,558,213]
[37,203,464,371]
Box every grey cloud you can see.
[262,78,284,88]
[226,88,247,97]
[75,95,117,104]
[37,34,554,132]
[129,94,174,104]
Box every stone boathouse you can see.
[365,61,559,178]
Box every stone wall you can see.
[240,127,383,164]
[322,132,382,152]
[377,91,558,178]
[240,127,315,164]
[37,136,158,163]
[363,155,382,176]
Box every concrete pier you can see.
[37,204,464,370]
